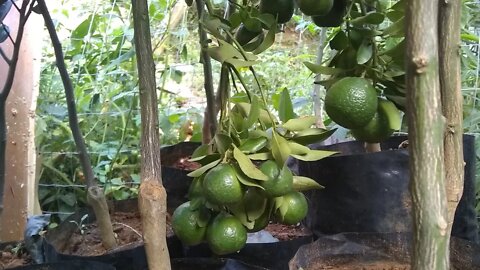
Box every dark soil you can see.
[307,261,410,270]
[264,223,312,241]
[0,244,32,269]
[61,211,174,257]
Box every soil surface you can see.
[308,261,410,270]
[62,211,174,257]
[0,244,32,269]
[264,223,312,241]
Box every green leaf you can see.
[248,152,272,160]
[292,176,324,191]
[244,188,267,221]
[235,102,274,125]
[282,116,317,131]
[233,165,265,189]
[191,144,210,159]
[72,15,98,40]
[329,31,348,51]
[278,88,295,123]
[350,12,385,25]
[196,207,211,228]
[271,132,291,167]
[357,41,373,65]
[253,22,276,54]
[229,202,255,230]
[291,149,337,161]
[245,95,260,129]
[288,142,311,155]
[188,153,221,166]
[239,137,268,154]
[214,133,233,154]
[303,62,345,75]
[274,196,289,219]
[187,159,221,177]
[292,128,336,145]
[233,146,269,181]
[383,17,405,37]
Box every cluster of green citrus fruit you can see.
[324,77,401,143]
[172,97,335,255]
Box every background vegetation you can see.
[34,0,480,226]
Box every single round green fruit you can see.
[275,191,308,225]
[325,77,378,129]
[206,213,248,255]
[172,201,207,246]
[259,0,294,24]
[351,98,399,143]
[311,0,348,27]
[259,160,293,197]
[203,163,243,205]
[296,0,333,16]
[235,24,263,46]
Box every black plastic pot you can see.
[43,199,183,270]
[298,135,479,243]
[169,258,268,270]
[181,234,313,270]
[289,232,480,270]
[8,261,116,270]
[160,142,201,213]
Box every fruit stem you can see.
[365,142,381,153]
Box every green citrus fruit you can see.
[172,201,207,246]
[235,24,264,46]
[296,0,333,16]
[275,191,308,225]
[351,98,401,143]
[203,163,243,205]
[259,160,293,197]
[311,0,347,27]
[325,77,378,129]
[259,0,294,24]
[206,213,248,255]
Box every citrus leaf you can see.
[350,12,385,25]
[249,130,268,138]
[244,188,267,221]
[288,142,311,155]
[214,133,232,154]
[253,22,276,54]
[357,41,373,65]
[292,128,336,145]
[190,197,204,210]
[274,196,289,219]
[271,132,291,167]
[329,31,348,51]
[282,116,317,131]
[239,137,268,154]
[279,88,295,123]
[235,102,274,124]
[291,149,337,161]
[293,176,324,191]
[196,207,212,228]
[188,153,221,166]
[225,58,260,68]
[229,202,255,230]
[191,144,210,159]
[248,152,272,160]
[244,95,260,129]
[233,146,269,180]
[303,62,345,75]
[187,159,221,177]
[233,164,265,189]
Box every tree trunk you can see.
[312,28,327,129]
[131,0,171,269]
[438,0,464,237]
[38,0,118,250]
[405,0,449,269]
[196,0,217,144]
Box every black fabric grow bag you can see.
[181,234,313,270]
[169,258,268,270]
[43,199,183,270]
[289,232,480,270]
[298,134,479,243]
[8,261,116,270]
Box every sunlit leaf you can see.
[271,132,291,167]
[278,88,295,123]
[233,146,268,180]
[292,176,324,191]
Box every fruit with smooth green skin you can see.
[275,191,308,225]
[296,0,333,16]
[259,160,293,197]
[203,163,243,205]
[311,0,348,27]
[325,77,378,129]
[172,201,207,246]
[235,24,264,46]
[206,213,248,255]
[259,0,295,24]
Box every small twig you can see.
[113,222,142,238]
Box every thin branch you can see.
[0,47,11,65]
[37,0,96,188]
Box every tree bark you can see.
[38,0,117,250]
[405,0,449,269]
[131,0,171,269]
[196,0,217,144]
[312,28,327,129]
[438,0,463,237]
